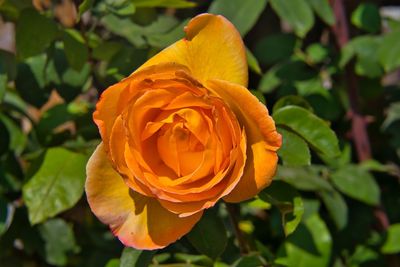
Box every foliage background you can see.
[1,0,400,266]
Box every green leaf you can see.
[258,65,281,93]
[232,255,266,267]
[254,33,296,65]
[270,0,314,38]
[273,105,340,158]
[102,14,179,48]
[174,253,213,265]
[186,210,227,259]
[208,0,267,36]
[319,189,348,230]
[0,114,27,155]
[22,148,88,224]
[381,224,400,254]
[104,259,120,267]
[260,181,304,236]
[120,247,155,267]
[63,29,88,71]
[250,90,266,104]
[306,0,335,26]
[39,218,79,266]
[246,48,262,75]
[131,0,196,8]
[277,213,332,267]
[275,165,333,192]
[16,8,59,59]
[378,30,400,72]
[78,0,94,18]
[382,102,400,130]
[0,197,14,236]
[306,43,329,64]
[330,165,380,205]
[272,95,313,113]
[351,3,381,33]
[278,128,311,166]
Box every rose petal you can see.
[206,79,282,202]
[137,14,248,87]
[86,143,202,249]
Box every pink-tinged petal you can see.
[85,143,202,250]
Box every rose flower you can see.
[85,13,282,250]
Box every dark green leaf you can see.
[260,181,304,236]
[16,8,59,59]
[22,148,88,224]
[131,0,196,8]
[330,165,380,205]
[278,128,311,166]
[270,0,314,37]
[232,254,266,267]
[258,65,281,93]
[381,224,400,254]
[187,210,227,259]
[254,33,296,65]
[63,29,88,71]
[306,0,335,25]
[208,0,267,36]
[319,189,348,230]
[276,213,332,267]
[39,218,79,266]
[120,247,155,267]
[0,114,26,155]
[275,165,333,192]
[272,95,313,113]
[351,3,381,33]
[273,105,340,158]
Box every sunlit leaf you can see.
[22,148,88,224]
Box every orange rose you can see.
[85,14,281,250]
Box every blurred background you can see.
[1,0,400,266]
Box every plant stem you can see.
[225,203,250,255]
[329,1,399,266]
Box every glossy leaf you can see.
[273,105,340,158]
[330,165,380,205]
[187,210,227,259]
[0,198,14,236]
[278,128,311,166]
[254,33,296,65]
[246,48,262,75]
[208,0,267,36]
[22,148,88,224]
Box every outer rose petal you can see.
[86,143,203,249]
[137,14,248,87]
[206,79,282,202]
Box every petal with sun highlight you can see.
[206,79,282,203]
[86,143,203,250]
[137,14,248,87]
